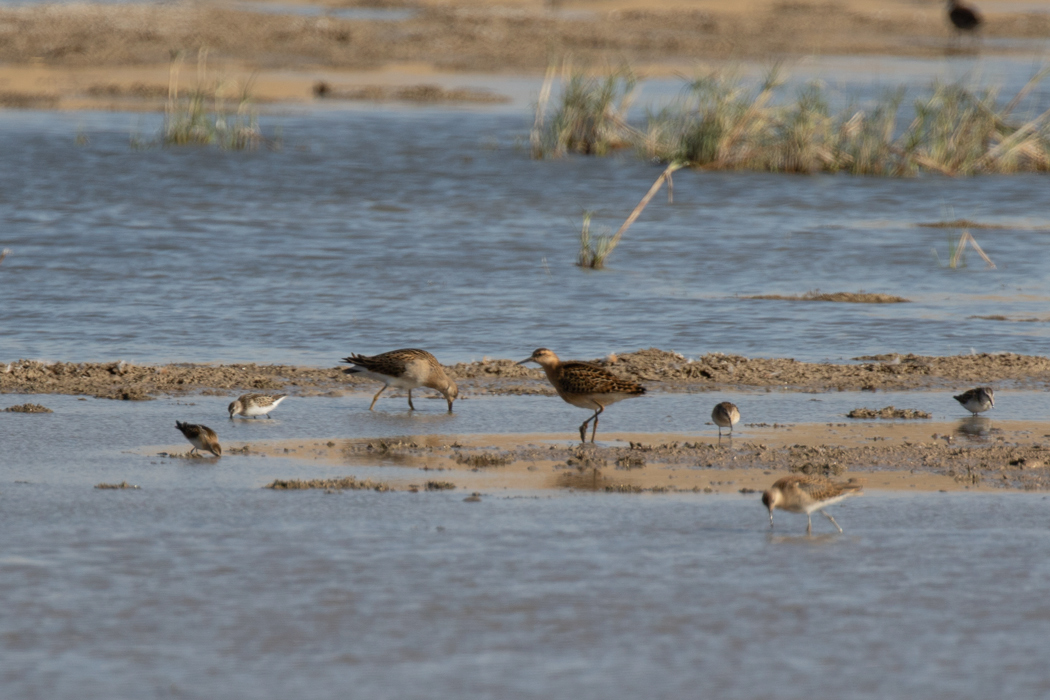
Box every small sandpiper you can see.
[228,393,287,419]
[762,475,862,534]
[518,348,645,443]
[341,348,459,412]
[953,387,994,417]
[175,421,222,458]
[712,401,740,438]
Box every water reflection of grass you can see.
[534,63,1050,176]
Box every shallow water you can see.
[4,405,1050,700]
[4,57,1050,366]
[5,394,1050,699]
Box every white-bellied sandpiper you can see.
[175,421,222,458]
[712,401,740,438]
[762,475,862,534]
[341,348,458,412]
[228,393,287,419]
[518,348,645,443]
[953,387,994,417]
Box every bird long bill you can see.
[768,511,774,528]
[516,358,533,365]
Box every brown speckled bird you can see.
[518,348,645,443]
[175,421,222,458]
[341,348,458,412]
[712,401,740,438]
[762,475,862,534]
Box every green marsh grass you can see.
[532,62,639,159]
[159,49,266,150]
[536,64,1050,176]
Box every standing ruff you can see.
[762,475,862,534]
[953,387,994,416]
[518,348,645,443]
[341,348,459,412]
[175,421,222,458]
[229,393,288,419]
[712,401,740,438]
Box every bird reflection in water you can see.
[955,416,993,442]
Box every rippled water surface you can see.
[4,56,1050,365]
[5,55,1050,698]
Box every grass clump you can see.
[532,62,639,158]
[142,49,269,150]
[535,63,1050,176]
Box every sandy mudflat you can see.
[5,350,1050,399]
[152,420,1050,493]
[0,0,1046,110]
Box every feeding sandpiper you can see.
[175,421,222,458]
[518,348,645,443]
[712,401,740,438]
[762,475,862,534]
[341,348,459,412]
[229,393,287,419]
[953,387,994,417]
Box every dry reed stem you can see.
[607,161,685,252]
[531,63,556,158]
[957,231,996,268]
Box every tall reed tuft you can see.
[162,49,264,150]
[532,62,639,159]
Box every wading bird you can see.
[175,421,222,458]
[762,475,862,535]
[712,401,740,438]
[953,387,994,416]
[518,348,645,443]
[341,349,458,412]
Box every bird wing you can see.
[557,361,646,396]
[342,349,435,376]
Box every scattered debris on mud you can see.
[3,403,52,413]
[847,407,931,419]
[266,477,393,491]
[94,481,140,489]
[744,290,910,303]
[313,82,509,103]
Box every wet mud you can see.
[6,350,1049,399]
[238,420,1050,493]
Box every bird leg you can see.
[407,389,415,411]
[589,405,605,443]
[821,510,843,534]
[369,385,387,411]
[806,514,813,535]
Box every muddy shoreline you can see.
[9,349,1048,399]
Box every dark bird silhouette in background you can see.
[948,0,981,33]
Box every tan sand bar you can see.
[151,421,1050,493]
[0,0,1048,111]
